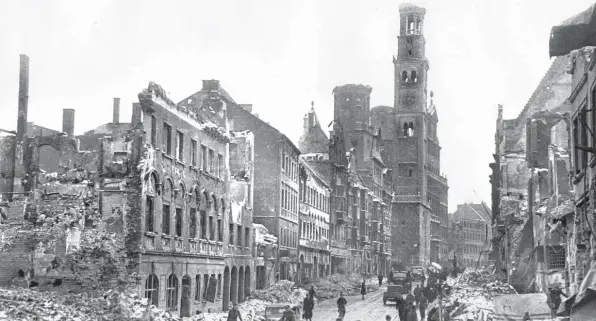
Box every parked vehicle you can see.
[383,271,410,305]
[264,303,302,321]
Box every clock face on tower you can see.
[403,94,416,108]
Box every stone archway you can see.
[230,266,238,305]
[180,275,192,317]
[238,266,245,302]
[223,267,230,311]
[244,266,251,299]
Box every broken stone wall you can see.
[0,135,15,196]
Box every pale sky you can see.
[0,0,593,212]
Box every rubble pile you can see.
[433,269,517,321]
[251,280,307,305]
[306,274,379,300]
[0,287,179,321]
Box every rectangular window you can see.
[162,204,171,235]
[191,139,197,167]
[201,145,207,171]
[229,224,235,245]
[145,196,154,232]
[217,219,223,242]
[190,208,197,238]
[163,122,172,155]
[150,116,157,147]
[175,208,182,237]
[209,216,215,241]
[200,210,207,240]
[237,225,243,247]
[176,131,184,161]
[218,154,224,178]
[245,227,250,249]
[194,275,201,301]
[209,149,215,173]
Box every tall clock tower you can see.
[391,3,435,267]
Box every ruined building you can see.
[370,3,449,267]
[227,103,301,283]
[0,64,256,316]
[490,55,572,293]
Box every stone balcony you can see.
[144,233,224,257]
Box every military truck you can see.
[383,271,410,305]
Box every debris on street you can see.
[304,274,380,300]
[0,287,180,321]
[428,269,518,321]
[251,280,307,305]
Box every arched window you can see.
[194,275,201,301]
[166,274,179,310]
[416,18,422,33]
[212,195,218,212]
[221,198,226,215]
[403,123,409,137]
[203,191,210,209]
[408,169,413,177]
[411,70,418,83]
[402,70,409,82]
[163,179,174,235]
[408,122,414,136]
[408,20,415,34]
[144,274,159,306]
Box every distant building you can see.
[451,203,492,268]
[227,102,301,282]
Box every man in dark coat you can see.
[378,274,383,287]
[227,304,243,321]
[303,294,314,321]
[337,292,347,319]
[395,296,406,321]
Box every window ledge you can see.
[176,159,186,167]
[162,234,173,239]
[189,238,200,242]
[145,231,158,237]
[162,153,173,160]
[174,236,183,240]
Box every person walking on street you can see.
[361,280,366,300]
[395,296,405,321]
[419,295,427,320]
[226,304,243,321]
[280,305,296,321]
[378,274,383,287]
[309,285,316,300]
[337,292,347,320]
[302,294,314,321]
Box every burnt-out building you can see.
[227,102,301,281]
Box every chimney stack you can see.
[202,79,220,91]
[16,54,29,141]
[239,104,252,113]
[131,102,142,124]
[113,98,120,124]
[62,109,75,136]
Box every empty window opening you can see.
[408,169,413,177]
[408,50,413,56]
[403,123,409,136]
[402,70,409,82]
[17,270,25,278]
[408,122,414,136]
[408,20,415,34]
[416,18,422,33]
[411,70,418,83]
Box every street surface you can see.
[311,285,422,321]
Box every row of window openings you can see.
[280,228,298,248]
[401,70,419,83]
[301,222,329,241]
[282,154,298,181]
[281,183,298,214]
[330,224,347,241]
[300,183,330,212]
[146,273,250,310]
[158,119,224,178]
[146,199,249,247]
[465,231,485,242]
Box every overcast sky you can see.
[0,0,593,212]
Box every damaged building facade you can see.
[0,72,256,316]
[490,54,573,293]
[450,203,492,268]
